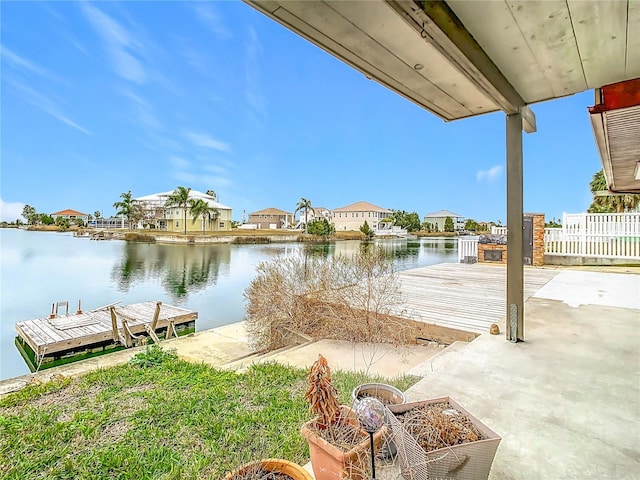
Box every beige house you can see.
[331,201,392,231]
[134,190,232,233]
[247,208,294,229]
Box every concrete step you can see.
[405,340,469,377]
[221,341,314,372]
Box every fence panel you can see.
[458,237,479,262]
[546,212,640,259]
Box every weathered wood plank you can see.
[15,302,198,356]
[396,263,558,334]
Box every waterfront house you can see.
[423,209,465,232]
[295,206,333,229]
[51,209,89,225]
[247,208,294,229]
[134,190,232,232]
[331,201,392,231]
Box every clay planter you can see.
[388,396,501,480]
[224,458,313,480]
[300,406,386,480]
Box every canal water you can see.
[0,229,458,380]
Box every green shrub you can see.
[129,344,177,368]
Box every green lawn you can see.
[0,346,418,479]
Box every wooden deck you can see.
[16,301,198,357]
[394,263,559,334]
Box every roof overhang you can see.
[589,79,640,193]
[245,0,640,189]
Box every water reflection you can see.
[112,243,231,300]
[1,229,459,380]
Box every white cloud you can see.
[192,3,230,38]
[203,164,229,175]
[476,165,503,182]
[1,47,47,76]
[169,155,191,170]
[120,89,162,130]
[245,27,266,114]
[1,46,63,83]
[174,172,232,189]
[0,199,25,223]
[7,78,92,135]
[183,132,231,152]
[81,3,147,83]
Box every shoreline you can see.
[3,225,460,244]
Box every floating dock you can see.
[15,301,198,371]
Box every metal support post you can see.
[506,111,524,342]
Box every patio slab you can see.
[401,270,640,479]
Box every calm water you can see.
[0,229,458,380]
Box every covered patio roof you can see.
[245,0,639,342]
[246,0,640,190]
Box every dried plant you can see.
[244,247,410,371]
[395,401,483,452]
[304,354,340,429]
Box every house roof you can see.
[51,209,88,216]
[134,190,232,210]
[424,209,463,218]
[249,208,293,216]
[332,201,392,213]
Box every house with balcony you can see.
[423,209,465,232]
[331,201,392,231]
[295,206,332,229]
[134,190,232,232]
[247,208,294,229]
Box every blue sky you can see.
[1,1,602,225]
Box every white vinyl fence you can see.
[458,236,479,262]
[545,212,640,260]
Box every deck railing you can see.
[458,236,479,262]
[490,226,508,235]
[545,212,640,260]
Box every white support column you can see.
[506,111,524,342]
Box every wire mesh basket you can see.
[387,397,501,480]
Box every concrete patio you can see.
[399,269,640,479]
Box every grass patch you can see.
[0,353,418,479]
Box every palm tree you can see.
[113,191,135,230]
[189,198,218,234]
[295,197,315,233]
[588,169,640,213]
[164,186,192,235]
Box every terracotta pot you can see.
[300,406,386,480]
[225,458,313,480]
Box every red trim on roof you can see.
[589,78,640,113]
[52,209,88,216]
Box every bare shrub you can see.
[244,246,409,364]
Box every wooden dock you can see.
[15,301,198,369]
[395,263,560,334]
